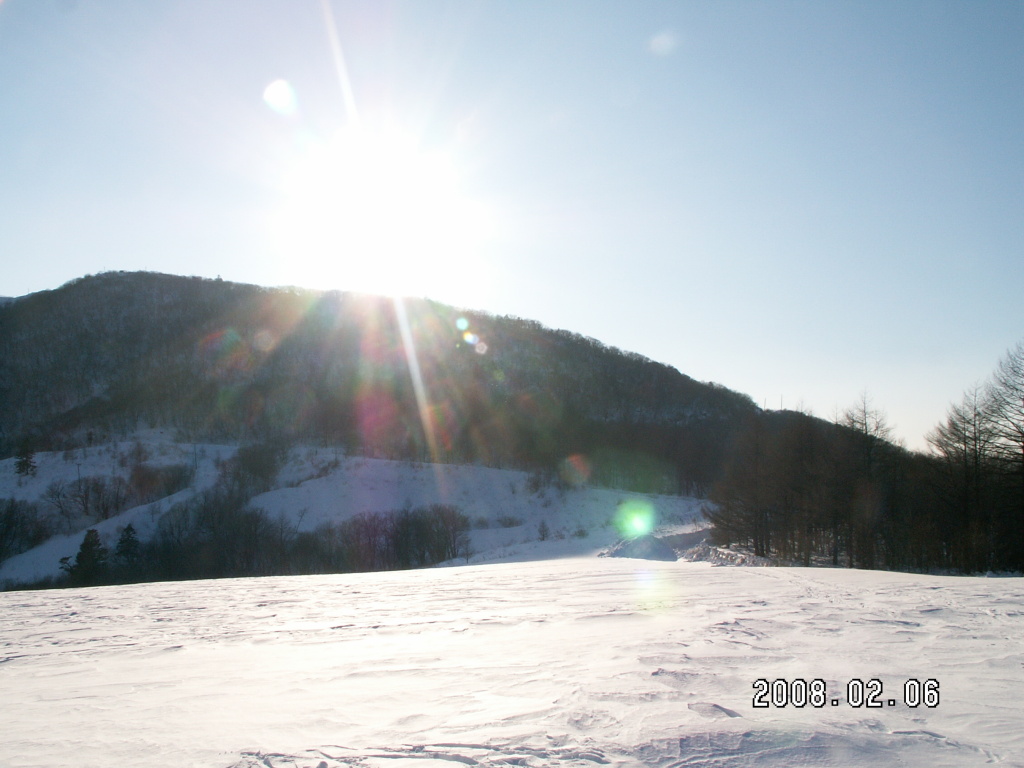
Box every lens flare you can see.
[614,499,656,539]
[263,79,298,116]
[560,454,591,486]
[253,329,277,353]
[648,30,677,56]
[633,569,676,612]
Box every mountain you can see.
[3,272,1021,582]
[0,270,756,494]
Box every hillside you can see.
[0,271,755,494]
[0,271,747,587]
[0,432,706,587]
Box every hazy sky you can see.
[1,0,1021,450]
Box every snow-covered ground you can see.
[2,437,1022,766]
[1,558,1022,767]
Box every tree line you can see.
[56,502,470,588]
[706,341,1024,573]
[926,340,1024,571]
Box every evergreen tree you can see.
[59,528,109,585]
[14,442,37,477]
[114,523,141,567]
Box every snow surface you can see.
[2,558,1022,768]
[2,438,1023,767]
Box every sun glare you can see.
[270,125,494,299]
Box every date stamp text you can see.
[752,678,940,708]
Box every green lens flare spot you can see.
[615,499,656,539]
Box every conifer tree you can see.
[114,523,141,568]
[14,443,37,478]
[59,528,109,585]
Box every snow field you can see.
[1,558,1021,768]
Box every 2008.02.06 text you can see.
[752,678,940,708]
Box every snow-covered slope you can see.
[259,449,704,563]
[1,558,1021,767]
[0,437,236,585]
[0,437,705,585]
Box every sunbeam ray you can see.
[393,296,451,499]
[318,0,359,124]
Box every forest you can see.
[0,271,753,492]
[706,345,1024,573]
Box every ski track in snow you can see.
[1,558,1022,768]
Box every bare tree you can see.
[987,341,1024,482]
[927,385,997,570]
[43,479,76,533]
[986,340,1024,565]
[842,392,899,569]
[929,385,995,468]
[844,391,895,453]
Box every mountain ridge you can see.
[0,270,756,494]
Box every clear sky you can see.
[1,0,1021,451]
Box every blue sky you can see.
[1,0,1021,450]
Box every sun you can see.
[269,124,494,300]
